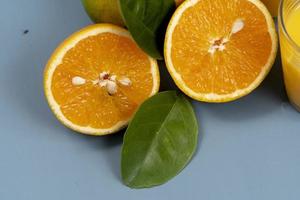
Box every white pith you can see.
[90,71,132,95]
[208,19,244,54]
[231,19,245,34]
[72,76,86,86]
[165,0,277,102]
[45,24,159,135]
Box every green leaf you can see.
[121,91,199,188]
[119,0,176,59]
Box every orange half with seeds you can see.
[165,0,277,102]
[44,24,160,135]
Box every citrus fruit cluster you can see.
[44,0,278,135]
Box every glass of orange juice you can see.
[279,0,300,111]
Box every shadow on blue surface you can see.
[64,129,125,180]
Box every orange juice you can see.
[279,0,300,111]
[262,0,280,16]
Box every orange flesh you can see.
[51,33,154,129]
[171,0,272,95]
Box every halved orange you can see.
[165,0,277,102]
[44,24,160,135]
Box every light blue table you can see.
[1,0,300,199]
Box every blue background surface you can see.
[1,0,300,199]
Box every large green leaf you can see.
[119,0,176,59]
[121,91,199,188]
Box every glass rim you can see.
[279,0,300,51]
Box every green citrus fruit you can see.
[81,0,125,26]
[81,0,185,27]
